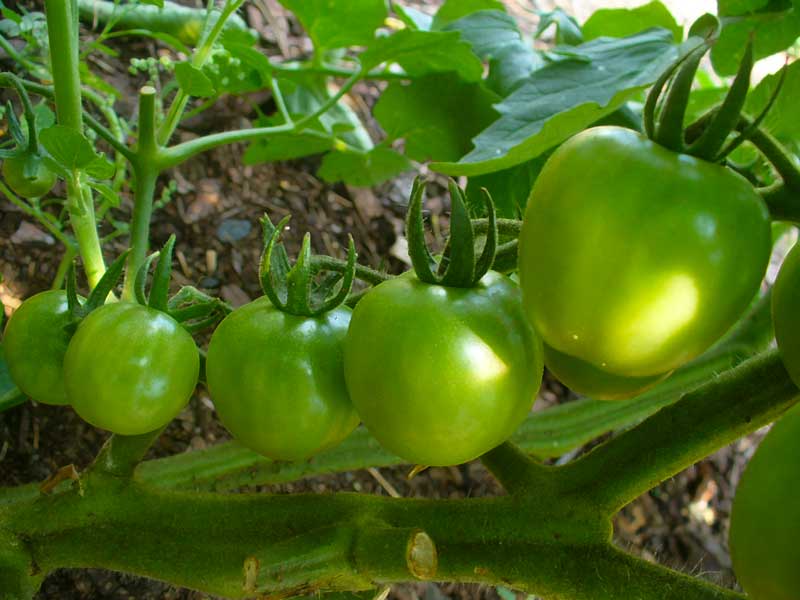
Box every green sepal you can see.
[439,180,475,287]
[148,235,176,312]
[406,177,438,283]
[653,43,707,152]
[717,61,787,162]
[260,215,358,317]
[81,250,129,315]
[4,102,25,146]
[285,233,314,315]
[168,286,231,333]
[688,39,753,161]
[134,252,160,306]
[66,261,82,319]
[406,178,499,288]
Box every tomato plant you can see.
[207,298,359,461]
[64,302,199,435]
[2,1,800,599]
[730,404,800,600]
[3,290,74,405]
[518,127,771,399]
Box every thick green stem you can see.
[44,0,83,131]
[555,350,799,514]
[123,168,158,300]
[44,0,107,288]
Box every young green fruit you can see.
[65,302,199,435]
[344,271,543,467]
[519,126,770,399]
[206,297,359,461]
[3,291,75,405]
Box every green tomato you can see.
[3,291,75,405]
[519,126,770,399]
[64,302,199,435]
[730,403,800,600]
[774,242,800,389]
[206,298,359,461]
[2,154,57,199]
[344,271,543,467]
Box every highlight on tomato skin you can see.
[518,125,772,400]
[729,404,800,600]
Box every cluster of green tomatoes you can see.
[3,125,800,597]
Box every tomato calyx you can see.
[135,234,230,332]
[407,177,497,288]
[260,214,357,317]
[645,24,784,165]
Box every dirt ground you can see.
[0,1,767,598]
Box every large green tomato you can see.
[2,154,57,199]
[519,126,771,399]
[206,298,359,461]
[3,291,74,405]
[64,302,199,435]
[344,271,543,467]
[773,241,800,388]
[730,403,800,600]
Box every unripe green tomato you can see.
[206,298,359,461]
[2,154,57,199]
[344,271,543,467]
[3,290,76,405]
[773,242,800,388]
[730,403,800,600]
[64,302,199,435]
[519,126,771,399]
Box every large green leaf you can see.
[745,61,800,142]
[711,1,800,76]
[432,28,678,176]
[444,10,544,95]
[718,0,773,17]
[360,29,483,81]
[431,0,505,30]
[278,0,387,49]
[582,1,682,42]
[317,147,412,187]
[466,154,548,218]
[374,73,499,163]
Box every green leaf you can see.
[718,0,771,17]
[244,127,334,163]
[360,29,483,81]
[278,0,387,49]
[374,73,499,163]
[393,4,433,31]
[535,8,584,45]
[84,154,115,180]
[583,1,682,42]
[318,147,412,186]
[174,62,216,97]
[432,28,678,176]
[140,0,165,6]
[40,125,97,170]
[466,154,549,218]
[745,61,800,142]
[432,0,505,30]
[444,10,544,95]
[711,4,800,76]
